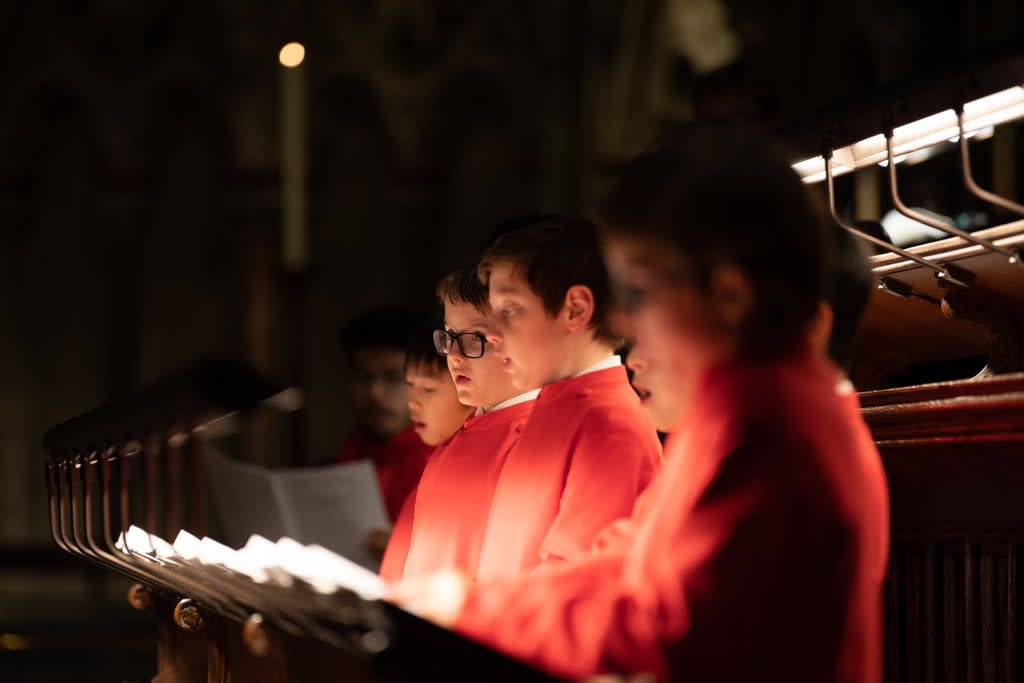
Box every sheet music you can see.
[205,448,290,543]
[117,525,388,599]
[205,447,390,570]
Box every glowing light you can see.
[278,42,305,68]
[795,85,1024,183]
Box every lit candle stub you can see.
[280,41,309,271]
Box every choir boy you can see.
[472,215,662,579]
[380,263,539,581]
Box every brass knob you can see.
[173,598,204,632]
[127,583,152,611]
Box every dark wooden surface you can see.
[863,373,1024,683]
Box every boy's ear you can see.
[563,285,596,332]
[708,264,754,330]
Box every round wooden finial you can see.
[173,599,204,632]
[126,583,151,611]
[242,613,271,657]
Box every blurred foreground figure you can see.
[399,126,889,683]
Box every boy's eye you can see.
[609,278,647,313]
[422,386,437,394]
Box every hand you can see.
[363,527,392,563]
[389,569,473,628]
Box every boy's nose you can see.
[626,352,648,372]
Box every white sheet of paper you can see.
[204,447,390,571]
[273,537,389,598]
[114,522,390,600]
[269,460,390,570]
[172,529,202,561]
[307,543,388,599]
[205,448,288,544]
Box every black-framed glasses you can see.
[433,329,487,359]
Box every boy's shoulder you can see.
[537,365,632,401]
[574,392,654,435]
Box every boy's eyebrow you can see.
[451,316,492,330]
[491,283,522,295]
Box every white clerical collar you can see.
[475,388,541,416]
[573,354,622,378]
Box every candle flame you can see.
[279,42,305,68]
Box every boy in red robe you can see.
[404,335,475,450]
[380,263,539,581]
[472,216,662,579]
[400,127,889,683]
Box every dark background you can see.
[1,1,1022,680]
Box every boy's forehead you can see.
[604,235,684,276]
[443,300,493,329]
[487,262,532,295]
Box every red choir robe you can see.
[455,347,890,683]
[334,426,433,522]
[379,400,534,582]
[474,364,662,581]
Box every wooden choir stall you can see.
[790,53,1024,683]
[43,359,563,683]
[42,58,1024,683]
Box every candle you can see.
[280,42,308,271]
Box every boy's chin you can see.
[419,432,442,447]
[508,371,531,389]
[649,402,683,433]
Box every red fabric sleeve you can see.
[457,552,627,679]
[587,482,657,555]
[379,486,418,581]
[534,410,659,569]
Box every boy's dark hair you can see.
[338,307,419,352]
[601,124,832,357]
[339,307,441,371]
[436,263,490,315]
[478,213,552,251]
[826,226,873,370]
[405,327,448,376]
[478,215,619,345]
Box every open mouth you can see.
[454,374,471,386]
